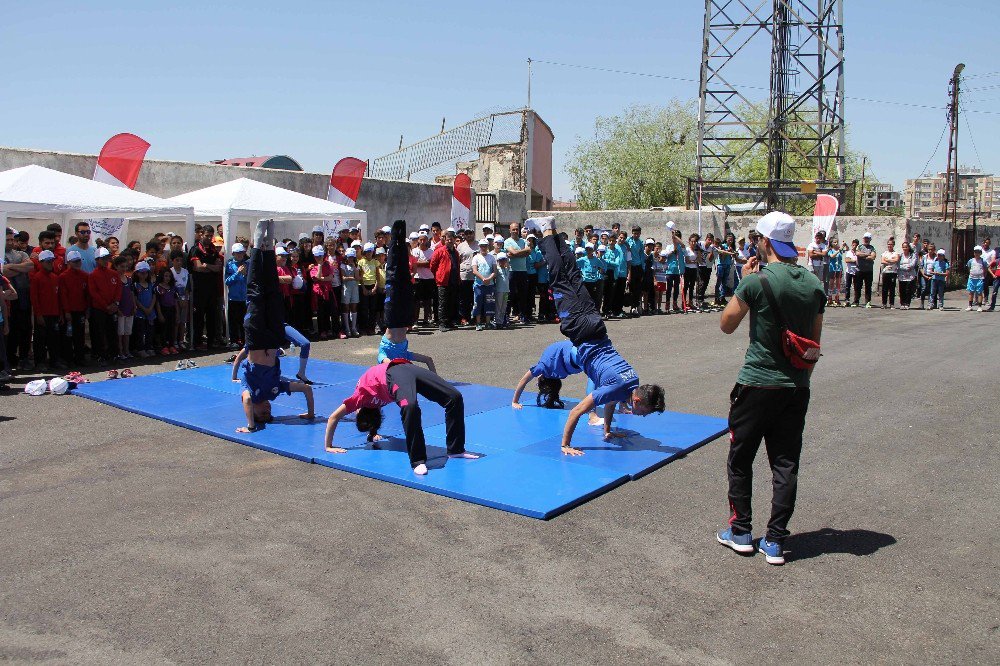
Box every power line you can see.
[918,123,948,178]
[531,58,1000,115]
[963,114,985,172]
[963,71,1000,80]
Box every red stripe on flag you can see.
[453,173,472,208]
[96,133,150,189]
[330,157,367,203]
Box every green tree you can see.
[566,102,697,210]
[567,100,874,214]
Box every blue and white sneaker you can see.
[717,528,755,554]
[758,537,785,565]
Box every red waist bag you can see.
[759,274,821,370]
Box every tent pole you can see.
[222,213,231,343]
[185,213,195,348]
[0,213,7,261]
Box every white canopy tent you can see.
[0,164,196,260]
[167,177,367,251]
[166,177,368,339]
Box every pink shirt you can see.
[342,360,410,413]
[310,261,333,297]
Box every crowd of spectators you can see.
[3,218,998,385]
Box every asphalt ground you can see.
[0,304,997,664]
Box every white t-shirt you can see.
[968,257,986,279]
[171,266,190,299]
[881,251,900,274]
[843,250,858,275]
[980,247,996,267]
[806,242,828,268]
[684,247,698,269]
[411,247,433,280]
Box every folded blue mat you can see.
[73,360,727,519]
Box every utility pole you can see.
[972,178,979,243]
[527,58,532,110]
[859,156,867,214]
[942,63,965,224]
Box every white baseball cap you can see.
[598,244,608,252]
[418,230,429,238]
[659,250,669,257]
[754,211,798,259]
[497,252,509,260]
[38,250,55,261]
[349,226,360,232]
[408,232,419,240]
[667,221,676,230]
[351,240,362,247]
[645,238,656,245]
[974,245,983,252]
[585,242,595,250]
[363,242,375,252]
[575,247,586,255]
[937,249,946,255]
[527,234,537,240]
[66,250,82,262]
[231,243,245,253]
[477,238,489,246]
[863,232,873,239]
[134,261,150,272]
[48,377,69,395]
[493,236,504,244]
[375,247,386,255]
[312,225,324,234]
[381,226,392,233]
[345,248,356,258]
[275,246,289,256]
[312,245,326,257]
[96,247,111,259]
[446,226,456,234]
[24,379,47,396]
[419,224,430,231]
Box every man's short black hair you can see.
[46,222,63,233]
[5,227,15,237]
[356,407,383,439]
[632,226,642,233]
[146,240,161,252]
[74,221,90,233]
[16,231,28,242]
[636,384,666,414]
[431,221,442,230]
[169,249,185,261]
[38,230,57,243]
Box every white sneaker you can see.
[966,306,973,311]
[978,306,984,312]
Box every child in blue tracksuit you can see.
[225,244,249,346]
[494,254,511,329]
[930,250,949,309]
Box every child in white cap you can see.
[967,246,987,311]
[494,253,511,329]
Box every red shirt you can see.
[342,359,411,413]
[58,267,89,313]
[29,269,61,317]
[88,265,121,312]
[276,265,294,298]
[31,252,65,274]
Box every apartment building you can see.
[905,168,996,222]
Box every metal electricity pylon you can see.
[941,63,965,224]
[692,0,849,212]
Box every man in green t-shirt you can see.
[716,211,825,565]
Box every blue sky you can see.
[4,1,997,200]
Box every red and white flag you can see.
[327,157,366,208]
[812,193,839,238]
[324,157,366,236]
[451,173,472,231]
[90,133,151,239]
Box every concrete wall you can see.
[905,218,953,254]
[0,146,455,244]
[496,189,527,225]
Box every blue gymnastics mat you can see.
[73,360,727,519]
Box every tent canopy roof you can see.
[167,178,366,220]
[0,164,193,219]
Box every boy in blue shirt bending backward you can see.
[522,216,665,456]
